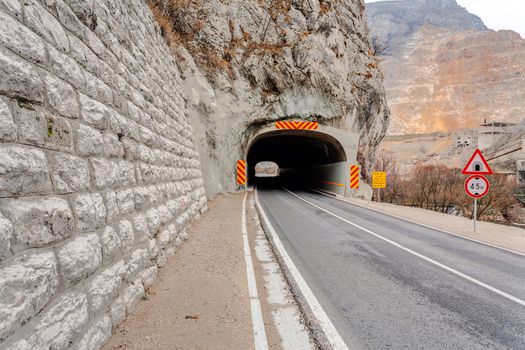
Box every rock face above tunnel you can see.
[150,0,390,194]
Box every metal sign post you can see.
[464,175,489,232]
[473,198,477,232]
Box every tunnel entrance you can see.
[246,129,347,191]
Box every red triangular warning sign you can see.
[462,149,492,175]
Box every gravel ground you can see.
[344,197,525,255]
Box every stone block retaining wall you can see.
[0,0,207,348]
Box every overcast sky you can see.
[364,0,525,38]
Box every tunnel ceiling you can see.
[246,130,346,169]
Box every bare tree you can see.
[370,35,387,56]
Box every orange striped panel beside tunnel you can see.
[236,160,247,185]
[350,165,359,189]
[275,121,319,130]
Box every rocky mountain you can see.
[365,0,525,135]
[383,25,525,134]
[367,0,487,55]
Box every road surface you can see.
[257,187,525,349]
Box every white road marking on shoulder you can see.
[242,192,269,350]
[255,190,350,350]
[285,188,525,308]
[311,189,525,257]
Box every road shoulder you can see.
[334,195,525,255]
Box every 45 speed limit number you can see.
[464,175,490,199]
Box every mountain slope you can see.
[367,0,487,55]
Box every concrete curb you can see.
[252,190,331,350]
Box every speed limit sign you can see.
[464,175,490,198]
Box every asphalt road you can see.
[257,187,525,350]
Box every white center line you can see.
[255,190,350,350]
[284,188,525,308]
[242,192,269,350]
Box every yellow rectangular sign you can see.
[372,172,386,189]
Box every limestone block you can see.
[79,93,110,130]
[0,251,58,342]
[103,190,119,222]
[139,125,156,147]
[77,123,106,157]
[29,292,89,349]
[100,226,122,263]
[118,220,135,250]
[55,0,85,37]
[0,196,74,252]
[88,260,126,313]
[127,101,144,122]
[91,157,118,188]
[43,73,80,119]
[75,316,112,350]
[156,251,167,268]
[0,0,22,18]
[48,46,86,90]
[103,132,124,157]
[132,213,148,242]
[68,33,99,74]
[122,280,145,314]
[64,0,97,30]
[48,152,90,194]
[126,247,149,279]
[12,103,45,146]
[43,114,74,151]
[145,207,162,236]
[122,137,139,161]
[157,205,172,225]
[84,71,113,104]
[0,11,46,64]
[57,234,102,287]
[156,224,177,249]
[148,238,158,259]
[72,193,106,232]
[140,265,158,289]
[0,98,16,141]
[83,26,105,55]
[0,145,52,197]
[0,214,13,261]
[23,1,69,52]
[109,294,126,326]
[118,160,136,186]
[133,187,150,210]
[116,189,135,215]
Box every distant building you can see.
[477,121,516,150]
[455,135,472,148]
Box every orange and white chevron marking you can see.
[236,160,247,185]
[275,121,319,130]
[350,165,360,189]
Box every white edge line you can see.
[310,189,525,257]
[242,192,269,350]
[286,188,525,308]
[254,190,350,350]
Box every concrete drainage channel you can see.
[251,189,348,350]
[243,191,314,350]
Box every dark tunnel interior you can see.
[246,130,347,189]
